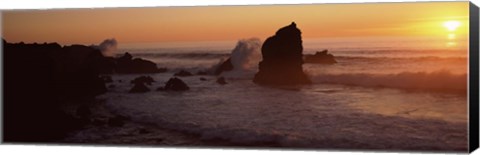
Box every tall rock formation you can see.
[253,22,311,85]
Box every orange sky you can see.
[2,1,469,45]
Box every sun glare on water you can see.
[443,20,461,31]
[443,20,462,47]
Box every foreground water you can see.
[67,39,468,150]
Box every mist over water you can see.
[119,38,468,92]
[83,37,468,149]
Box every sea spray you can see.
[98,38,118,57]
[230,38,262,71]
[215,38,262,79]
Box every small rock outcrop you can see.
[253,22,311,85]
[116,52,165,74]
[304,50,337,64]
[131,76,155,85]
[159,77,190,91]
[129,76,153,93]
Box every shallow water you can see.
[81,41,469,150]
[94,72,467,150]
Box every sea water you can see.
[92,37,468,150]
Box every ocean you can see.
[68,37,469,150]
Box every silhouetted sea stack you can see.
[253,22,311,85]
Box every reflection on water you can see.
[448,33,456,40]
[341,87,467,123]
[446,41,457,47]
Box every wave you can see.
[128,52,466,63]
[311,70,467,94]
[334,56,467,62]
[126,52,230,60]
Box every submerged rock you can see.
[304,50,337,64]
[161,77,190,91]
[216,77,227,85]
[174,70,193,77]
[253,22,311,85]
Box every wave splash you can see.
[214,38,262,79]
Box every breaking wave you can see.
[129,52,230,60]
[311,70,467,94]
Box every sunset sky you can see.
[2,1,469,46]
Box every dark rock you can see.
[214,58,233,75]
[216,77,227,85]
[156,87,165,91]
[131,75,155,85]
[101,75,113,83]
[304,50,337,64]
[253,22,311,85]
[129,83,150,93]
[200,77,207,81]
[108,84,116,88]
[76,105,91,118]
[4,41,106,141]
[174,70,193,77]
[115,52,164,74]
[164,77,190,91]
[118,80,123,83]
[108,115,129,127]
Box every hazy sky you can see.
[2,1,469,45]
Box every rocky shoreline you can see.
[60,98,282,148]
[2,40,168,142]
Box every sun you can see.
[443,20,461,31]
